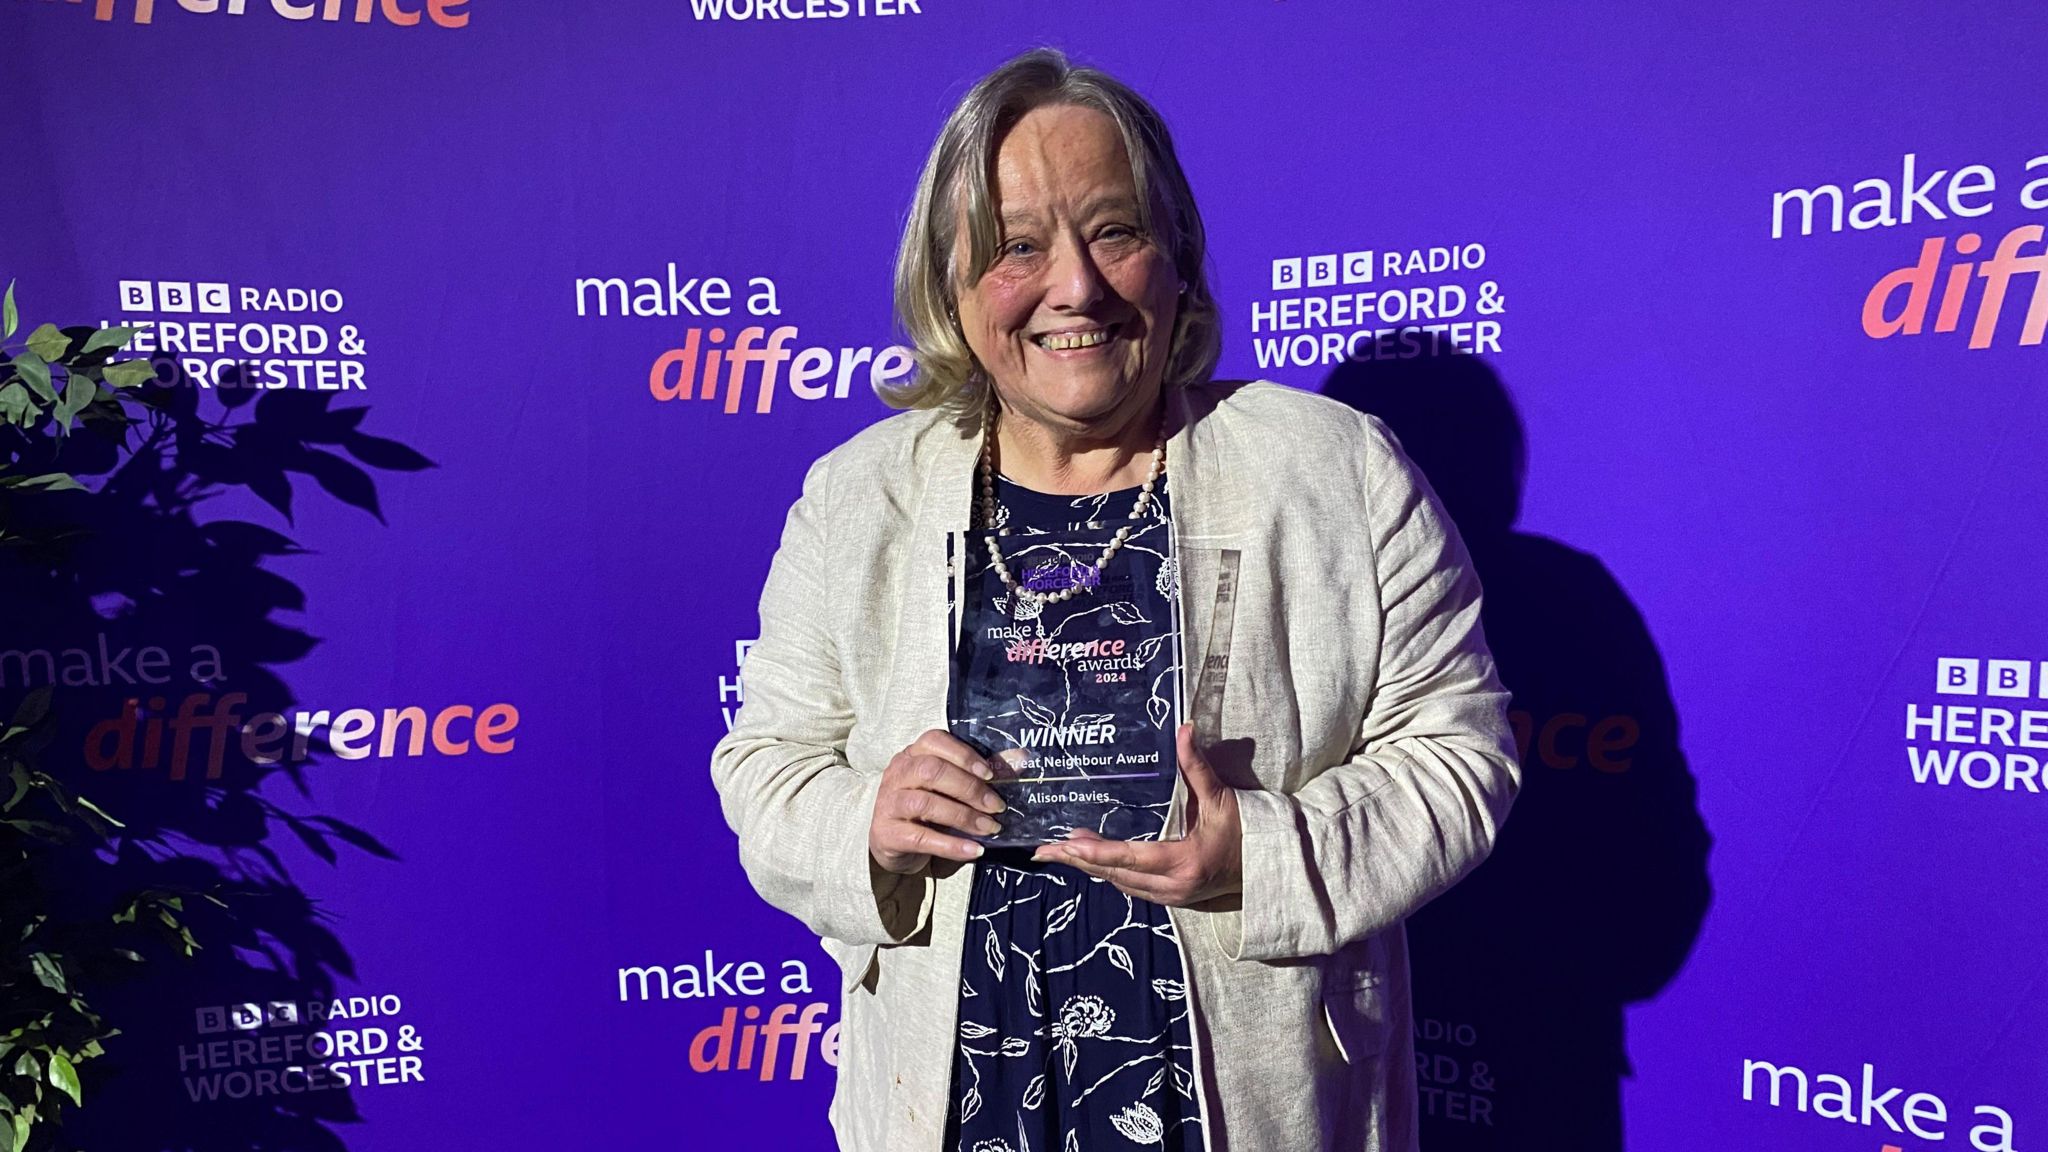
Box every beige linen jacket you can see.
[711,379,1520,1151]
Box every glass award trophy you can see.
[945,480,1185,846]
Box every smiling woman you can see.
[886,54,1219,420]
[710,45,1521,1152]
[950,103,1180,434]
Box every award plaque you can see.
[946,480,1185,846]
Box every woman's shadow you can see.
[1322,354,1712,1151]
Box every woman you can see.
[711,47,1519,1152]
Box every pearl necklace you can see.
[978,397,1167,608]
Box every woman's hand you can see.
[1033,724,1243,906]
[869,729,1008,875]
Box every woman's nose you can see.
[1042,233,1106,312]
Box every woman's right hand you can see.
[869,729,1008,874]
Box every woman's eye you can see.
[1002,239,1036,258]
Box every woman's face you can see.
[953,103,1180,434]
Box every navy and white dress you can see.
[942,474,1204,1152]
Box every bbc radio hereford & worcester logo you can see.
[180,990,429,1102]
[1903,656,2048,798]
[104,279,370,392]
[1251,242,1508,373]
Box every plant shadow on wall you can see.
[1322,354,1712,1152]
[1,297,432,1152]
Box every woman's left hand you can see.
[1032,723,1243,906]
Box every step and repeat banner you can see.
[5,1,2043,1149]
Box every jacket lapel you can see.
[898,412,980,737]
[1170,384,1249,733]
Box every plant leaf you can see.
[101,359,156,389]
[80,326,137,355]
[24,324,69,363]
[55,374,96,432]
[46,1053,79,1107]
[1,280,15,340]
[0,384,34,427]
[28,953,66,994]
[11,688,51,728]
[9,355,51,405]
[71,794,124,829]
[0,819,70,840]
[4,473,84,493]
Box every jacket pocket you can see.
[1320,934,1390,1065]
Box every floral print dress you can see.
[942,476,1203,1152]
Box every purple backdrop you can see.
[6,0,2045,1148]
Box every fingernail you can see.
[973,761,994,780]
[979,818,1001,835]
[990,797,1008,813]
[970,842,985,857]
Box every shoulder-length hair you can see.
[884,47,1221,412]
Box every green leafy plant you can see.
[0,279,212,1152]
[0,281,154,501]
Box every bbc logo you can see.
[1270,252,1373,292]
[195,1001,300,1034]
[119,281,231,314]
[1935,658,2048,698]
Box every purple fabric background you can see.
[6,1,2043,1148]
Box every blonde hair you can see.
[884,46,1221,412]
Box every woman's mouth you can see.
[1032,322,1120,352]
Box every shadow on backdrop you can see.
[5,370,430,1152]
[1321,354,1711,1151]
